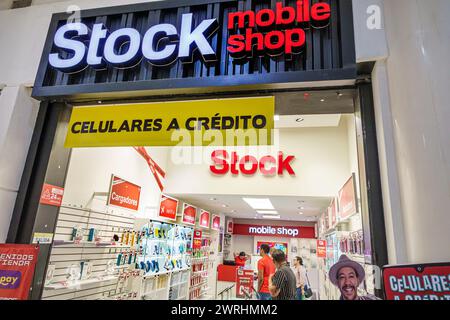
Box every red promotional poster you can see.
[338,174,358,220]
[107,175,141,211]
[182,203,197,226]
[383,263,450,300]
[212,215,221,231]
[158,194,179,221]
[194,229,202,239]
[236,269,254,299]
[39,183,64,207]
[199,210,210,229]
[0,244,39,300]
[193,239,202,250]
[227,220,233,234]
[317,240,327,258]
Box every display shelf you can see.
[45,275,118,290]
[189,280,208,290]
[141,287,168,296]
[176,295,187,300]
[170,280,188,287]
[52,240,133,248]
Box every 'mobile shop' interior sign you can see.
[233,224,315,239]
[33,0,355,99]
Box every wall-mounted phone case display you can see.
[137,220,193,276]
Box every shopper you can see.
[293,256,307,300]
[257,244,276,300]
[234,251,250,267]
[329,255,380,300]
[268,249,297,300]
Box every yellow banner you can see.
[65,97,274,147]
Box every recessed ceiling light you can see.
[263,215,281,220]
[243,198,274,210]
[221,204,228,208]
[320,99,325,102]
[257,210,278,215]
[296,118,304,123]
[209,197,217,201]
[298,212,304,215]
[274,114,280,121]
[231,210,237,213]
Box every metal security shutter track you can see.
[42,206,135,300]
[33,0,356,99]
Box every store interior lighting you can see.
[242,197,275,210]
[262,215,281,219]
[256,210,278,215]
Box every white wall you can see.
[381,0,450,263]
[164,124,352,198]
[0,86,39,242]
[63,147,170,219]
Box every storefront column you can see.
[7,102,72,299]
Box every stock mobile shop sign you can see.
[233,224,315,239]
[107,175,141,211]
[0,244,39,300]
[33,0,355,99]
[47,1,330,72]
[159,195,179,221]
[383,263,450,300]
[64,98,274,148]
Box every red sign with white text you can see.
[40,183,64,207]
[338,174,357,220]
[0,244,39,300]
[210,150,295,176]
[199,210,210,229]
[317,240,327,258]
[236,269,254,299]
[108,175,141,211]
[158,195,179,221]
[212,215,221,230]
[383,263,450,300]
[194,230,202,239]
[233,224,315,239]
[182,203,197,226]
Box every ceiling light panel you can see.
[242,198,275,210]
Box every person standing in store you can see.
[234,251,250,267]
[293,256,307,300]
[257,244,276,300]
[329,255,381,300]
[268,249,297,300]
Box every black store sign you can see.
[33,0,356,99]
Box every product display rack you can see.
[189,238,211,300]
[136,219,193,300]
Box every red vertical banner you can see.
[236,269,254,299]
[158,194,179,221]
[193,230,202,249]
[212,215,221,231]
[0,244,39,300]
[317,240,327,258]
[182,203,197,226]
[198,210,210,229]
[40,183,64,207]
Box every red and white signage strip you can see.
[233,224,315,239]
[182,203,197,226]
[158,194,179,221]
[107,175,141,211]
[199,210,210,229]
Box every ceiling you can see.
[168,194,332,222]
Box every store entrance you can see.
[23,88,382,300]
